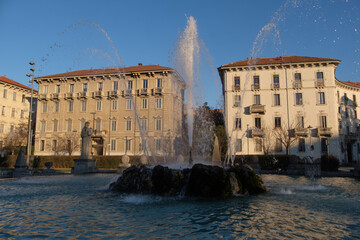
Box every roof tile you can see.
[0,75,34,91]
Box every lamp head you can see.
[29,62,35,66]
[26,73,32,77]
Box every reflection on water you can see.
[0,174,359,239]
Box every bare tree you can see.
[262,125,275,155]
[55,132,81,156]
[272,123,298,155]
[4,121,28,154]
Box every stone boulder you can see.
[109,163,267,198]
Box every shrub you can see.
[258,155,290,171]
[321,155,339,172]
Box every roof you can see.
[220,56,341,68]
[37,65,173,79]
[338,80,360,88]
[0,75,33,91]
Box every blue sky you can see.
[0,0,359,107]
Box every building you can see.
[33,64,185,157]
[218,56,360,164]
[0,75,37,154]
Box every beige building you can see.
[33,64,185,158]
[218,56,360,164]
[0,75,36,153]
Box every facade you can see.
[218,56,360,164]
[0,75,37,153]
[33,64,185,157]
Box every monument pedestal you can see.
[73,159,98,174]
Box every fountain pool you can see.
[0,174,359,239]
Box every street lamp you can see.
[26,62,35,168]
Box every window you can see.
[318,92,325,104]
[112,100,118,110]
[156,139,161,151]
[253,76,260,88]
[126,99,132,110]
[96,101,102,111]
[111,120,117,131]
[125,139,131,151]
[98,82,103,91]
[111,139,116,151]
[95,119,101,131]
[10,125,14,133]
[273,75,279,87]
[80,119,85,130]
[317,72,323,81]
[83,83,88,92]
[113,81,119,90]
[235,117,241,129]
[52,140,57,151]
[296,93,303,105]
[344,93,348,105]
[143,79,148,89]
[43,86,48,94]
[274,94,280,106]
[236,139,242,152]
[20,110,24,118]
[13,92,16,101]
[55,102,59,112]
[355,110,358,119]
[297,116,304,128]
[43,102,47,113]
[155,119,162,131]
[142,98,148,109]
[128,80,133,90]
[234,76,240,87]
[275,138,282,152]
[81,101,86,112]
[53,120,58,132]
[68,101,73,112]
[40,140,45,151]
[67,120,72,132]
[337,91,340,103]
[157,79,162,88]
[22,94,25,103]
[141,119,147,131]
[56,85,61,93]
[41,121,46,132]
[234,95,241,107]
[0,124,3,133]
[295,73,301,81]
[70,84,74,93]
[254,95,260,105]
[353,95,357,105]
[155,98,162,109]
[255,117,261,129]
[126,120,132,131]
[1,106,5,116]
[11,108,15,117]
[274,117,281,128]
[298,138,305,152]
[320,116,327,128]
[255,139,262,152]
[321,138,328,153]
[3,89,7,98]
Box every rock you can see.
[109,163,267,198]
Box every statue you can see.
[80,122,93,159]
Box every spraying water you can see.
[174,16,200,149]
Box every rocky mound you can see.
[109,163,267,198]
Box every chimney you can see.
[138,63,143,66]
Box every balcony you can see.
[315,80,324,88]
[50,93,59,101]
[77,92,88,99]
[251,128,264,137]
[251,83,260,91]
[139,88,148,96]
[64,92,74,100]
[108,90,118,99]
[271,83,280,90]
[294,128,309,136]
[318,127,332,136]
[250,104,265,114]
[92,91,103,99]
[293,81,302,89]
[233,102,241,107]
[122,89,132,97]
[232,85,241,92]
[153,88,163,95]
[38,94,48,101]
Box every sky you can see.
[0,0,359,108]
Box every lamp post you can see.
[26,62,35,168]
